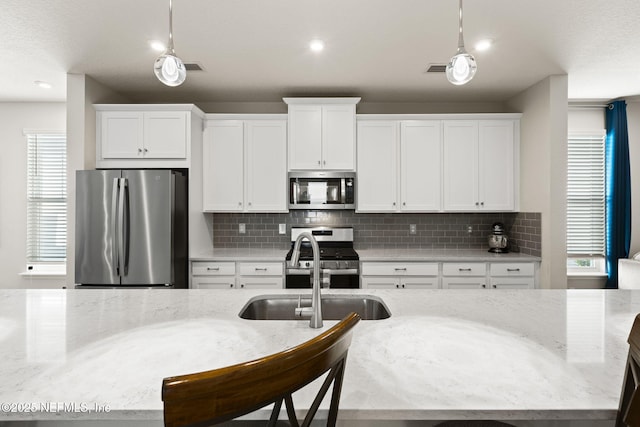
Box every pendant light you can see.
[154,0,186,87]
[446,0,477,85]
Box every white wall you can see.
[66,74,130,287]
[507,75,569,289]
[0,103,66,288]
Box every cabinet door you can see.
[100,111,144,159]
[441,277,487,289]
[443,121,479,211]
[401,277,440,289]
[322,104,356,170]
[489,277,534,289]
[245,121,287,212]
[203,121,244,212]
[237,277,284,289]
[143,111,187,158]
[356,121,398,212]
[191,276,235,289]
[362,277,400,289]
[478,120,515,211]
[401,121,442,211]
[288,105,322,170]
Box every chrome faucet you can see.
[290,231,323,328]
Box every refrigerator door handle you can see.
[117,178,127,277]
[122,178,130,276]
[111,178,120,277]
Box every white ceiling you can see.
[4,0,640,104]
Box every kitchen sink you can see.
[239,294,391,321]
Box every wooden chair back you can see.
[618,314,640,426]
[162,312,361,427]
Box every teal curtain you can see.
[605,100,632,288]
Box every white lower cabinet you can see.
[363,261,538,290]
[191,261,283,289]
[237,262,284,289]
[361,262,439,289]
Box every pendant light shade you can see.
[154,0,186,87]
[446,0,477,85]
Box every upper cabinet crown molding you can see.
[95,103,205,118]
[357,113,522,121]
[283,97,361,105]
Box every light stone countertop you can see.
[190,248,540,263]
[0,288,635,425]
[357,248,541,262]
[190,248,288,262]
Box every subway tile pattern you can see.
[211,211,541,256]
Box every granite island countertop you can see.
[0,288,634,425]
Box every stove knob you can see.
[305,261,310,268]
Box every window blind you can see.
[27,133,67,263]
[567,134,605,255]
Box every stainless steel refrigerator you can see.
[75,169,187,288]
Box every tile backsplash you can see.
[211,211,541,257]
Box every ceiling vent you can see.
[425,64,447,73]
[184,62,204,71]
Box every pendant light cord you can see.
[167,0,175,53]
[457,0,465,51]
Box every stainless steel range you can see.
[285,226,360,289]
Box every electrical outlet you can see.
[467,225,473,234]
[409,224,417,235]
[278,224,286,235]
[239,223,246,234]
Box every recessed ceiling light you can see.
[309,39,325,52]
[475,39,493,52]
[34,81,52,89]
[150,40,166,52]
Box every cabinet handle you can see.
[392,202,396,206]
[240,284,245,288]
[402,202,406,206]
[138,148,142,153]
[458,268,472,272]
[248,202,252,206]
[507,268,520,272]
[480,201,484,206]
[255,267,268,271]
[492,284,497,288]
[396,284,400,288]
[207,267,220,271]
[323,160,326,165]
[238,202,242,206]
[143,148,148,153]
[318,160,321,165]
[401,283,405,288]
[394,268,407,271]
[482,284,486,288]
[475,202,479,206]
[229,283,233,288]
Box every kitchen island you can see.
[0,288,634,426]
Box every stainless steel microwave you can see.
[289,172,355,210]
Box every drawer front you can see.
[489,277,535,289]
[442,277,486,289]
[490,263,534,277]
[237,277,284,289]
[361,262,439,276]
[442,262,486,276]
[191,276,235,289]
[238,262,284,276]
[192,261,236,276]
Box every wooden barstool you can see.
[617,313,640,426]
[162,312,361,427]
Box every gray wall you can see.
[211,211,541,256]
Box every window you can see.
[26,133,67,266]
[566,132,606,274]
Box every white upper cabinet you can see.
[203,121,244,212]
[357,120,442,212]
[357,121,398,211]
[400,121,442,211]
[95,104,203,169]
[443,119,518,211]
[203,117,287,213]
[284,98,360,171]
